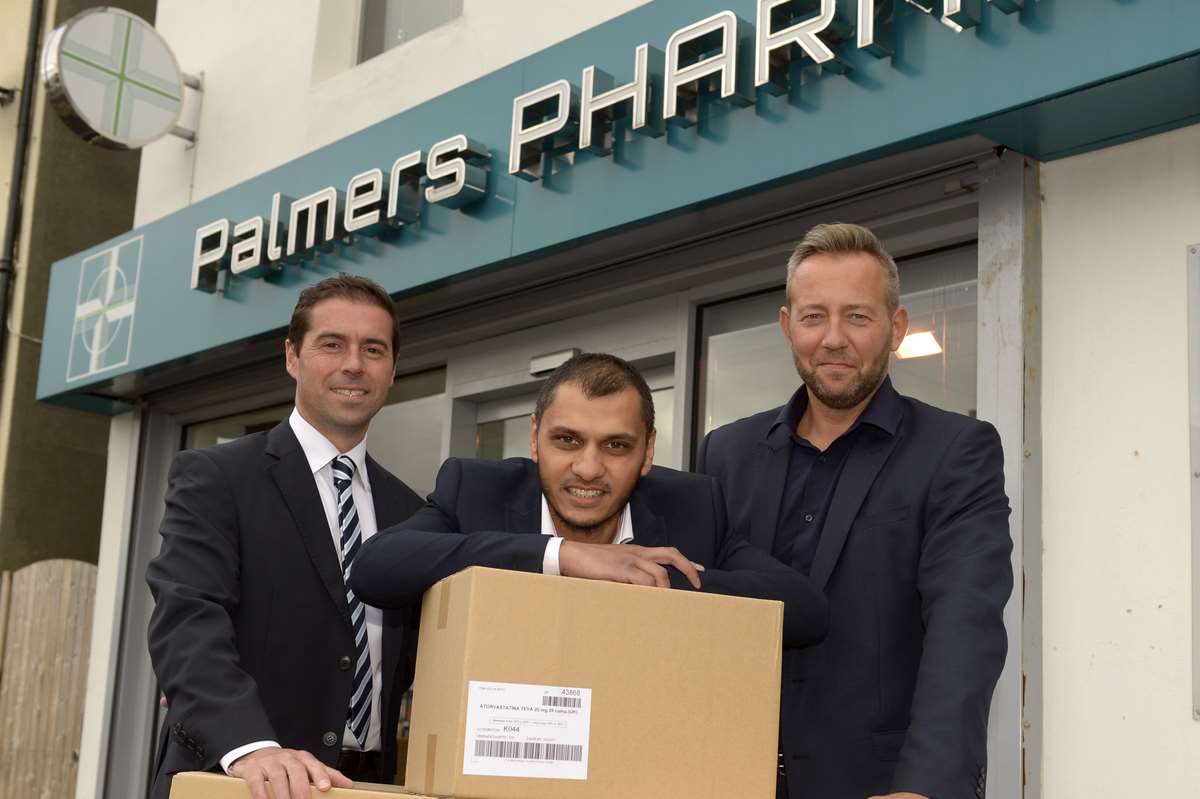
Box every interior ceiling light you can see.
[896,331,943,360]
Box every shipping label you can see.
[462,680,592,780]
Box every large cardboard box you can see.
[170,771,435,798]
[405,567,783,799]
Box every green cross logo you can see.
[67,237,142,382]
[56,10,183,146]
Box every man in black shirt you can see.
[698,223,1012,799]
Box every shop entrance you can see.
[98,144,1036,799]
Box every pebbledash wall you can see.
[37,1,1200,797]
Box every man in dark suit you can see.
[146,275,423,799]
[698,223,1013,799]
[351,353,828,650]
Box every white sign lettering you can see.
[193,1,1024,294]
[191,136,490,293]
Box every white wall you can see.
[1040,124,1200,795]
[134,0,649,226]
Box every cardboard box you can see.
[170,771,435,799]
[405,567,783,799]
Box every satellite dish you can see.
[41,7,199,150]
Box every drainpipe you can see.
[0,0,46,376]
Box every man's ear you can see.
[641,428,657,476]
[890,306,910,353]
[528,414,539,462]
[284,338,299,379]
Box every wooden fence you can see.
[0,559,97,799]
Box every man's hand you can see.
[229,747,352,799]
[559,542,704,588]
[868,793,930,799]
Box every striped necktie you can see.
[332,455,371,749]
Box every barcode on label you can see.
[475,740,521,758]
[542,695,582,708]
[474,740,584,762]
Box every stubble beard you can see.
[795,341,892,411]
[536,461,635,541]
[542,483,635,541]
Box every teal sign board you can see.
[37,0,1200,408]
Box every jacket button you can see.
[338,655,352,671]
[323,732,338,747]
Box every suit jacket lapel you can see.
[506,462,542,533]
[366,454,405,699]
[629,489,666,548]
[366,455,406,529]
[810,429,901,590]
[751,427,792,552]
[265,422,351,625]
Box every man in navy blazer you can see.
[351,353,828,650]
[147,277,424,799]
[698,224,1013,799]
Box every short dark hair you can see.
[286,274,400,359]
[533,353,655,439]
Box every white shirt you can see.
[220,409,384,772]
[540,496,635,575]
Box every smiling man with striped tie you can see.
[146,275,423,799]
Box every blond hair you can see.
[785,223,900,312]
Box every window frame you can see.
[355,0,465,65]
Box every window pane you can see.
[695,246,979,455]
[888,247,979,417]
[696,289,795,437]
[651,387,676,469]
[368,369,447,497]
[477,416,532,461]
[358,0,464,63]
[891,280,977,417]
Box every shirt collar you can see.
[540,495,634,544]
[289,408,371,490]
[771,375,902,442]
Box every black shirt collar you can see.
[769,375,902,445]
